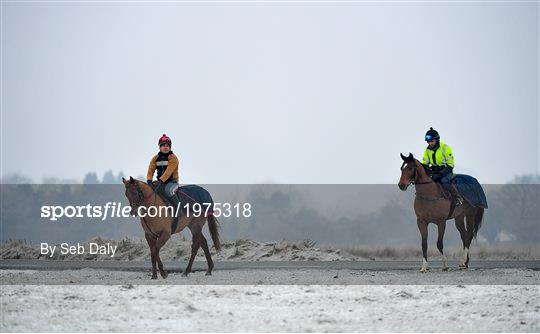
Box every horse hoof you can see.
[151,275,158,280]
[205,271,212,276]
[420,268,429,273]
[459,265,467,270]
[181,272,189,277]
[442,267,449,272]
[160,271,168,279]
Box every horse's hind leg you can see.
[455,214,468,269]
[155,231,171,279]
[436,220,449,271]
[417,219,429,272]
[200,234,214,275]
[183,223,201,277]
[464,213,476,268]
[144,233,158,279]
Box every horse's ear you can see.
[122,177,127,184]
[407,152,414,161]
[129,176,135,183]
[400,153,406,161]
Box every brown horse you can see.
[398,153,484,272]
[122,176,221,279]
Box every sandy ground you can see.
[2,238,539,332]
[1,282,538,332]
[0,238,350,261]
[2,237,539,261]
[0,267,538,285]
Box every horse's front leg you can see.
[436,220,449,271]
[144,232,158,279]
[417,219,429,272]
[155,231,171,279]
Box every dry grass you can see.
[329,243,540,260]
[2,238,538,261]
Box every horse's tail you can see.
[473,207,484,239]
[207,215,222,251]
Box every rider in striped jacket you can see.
[147,134,182,211]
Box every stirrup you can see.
[455,197,463,206]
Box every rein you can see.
[404,161,444,202]
[132,181,159,238]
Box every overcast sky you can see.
[2,1,538,184]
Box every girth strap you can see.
[446,198,456,220]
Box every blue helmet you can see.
[425,127,440,141]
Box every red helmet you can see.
[158,133,172,146]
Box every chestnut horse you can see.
[122,177,221,279]
[398,153,485,272]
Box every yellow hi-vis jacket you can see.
[422,141,454,168]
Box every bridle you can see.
[401,160,447,203]
[402,161,433,186]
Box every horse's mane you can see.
[412,156,429,175]
[124,177,151,190]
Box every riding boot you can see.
[168,193,184,217]
[449,184,464,206]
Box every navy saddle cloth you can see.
[176,185,214,214]
[453,174,488,208]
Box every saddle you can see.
[433,177,460,201]
[433,181,458,219]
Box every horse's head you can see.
[398,152,418,191]
[122,176,144,215]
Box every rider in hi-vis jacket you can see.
[422,127,463,205]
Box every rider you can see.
[146,134,182,213]
[422,127,463,205]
